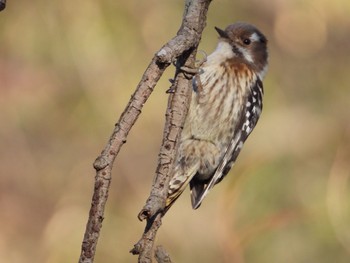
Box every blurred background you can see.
[0,0,349,262]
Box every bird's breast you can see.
[182,60,257,147]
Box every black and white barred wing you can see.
[191,78,264,209]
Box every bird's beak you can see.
[215,26,229,39]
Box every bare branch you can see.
[79,1,212,262]
[131,0,212,262]
[79,53,168,263]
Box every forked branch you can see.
[78,1,212,263]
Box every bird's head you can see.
[215,22,268,78]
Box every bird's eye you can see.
[243,39,251,45]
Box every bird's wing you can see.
[191,78,264,209]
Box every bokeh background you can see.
[1,0,350,262]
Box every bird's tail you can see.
[189,179,209,209]
[163,163,199,214]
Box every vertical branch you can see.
[132,0,212,262]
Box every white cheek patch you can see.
[250,32,260,42]
[237,32,262,65]
[237,46,254,63]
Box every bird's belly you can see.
[184,101,238,147]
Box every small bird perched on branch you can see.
[166,22,268,211]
